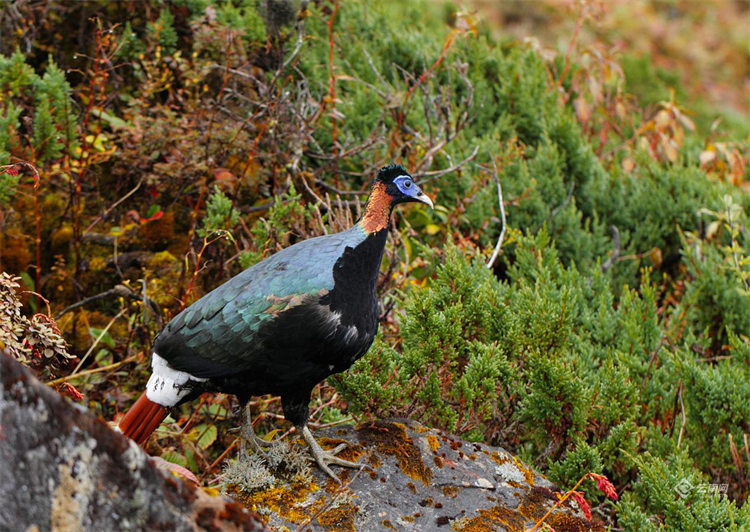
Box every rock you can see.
[225,419,603,531]
[0,351,268,532]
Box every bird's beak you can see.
[414,186,434,209]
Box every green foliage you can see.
[334,226,749,522]
[199,186,240,238]
[0,50,78,170]
[239,185,314,269]
[617,450,750,531]
[332,241,514,434]
[33,96,61,162]
[0,49,35,92]
[215,0,266,44]
[149,8,179,53]
[0,171,19,205]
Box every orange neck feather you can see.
[360,182,393,234]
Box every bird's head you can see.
[361,164,434,233]
[375,164,434,209]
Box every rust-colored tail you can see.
[117,392,168,446]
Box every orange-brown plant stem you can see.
[178,180,208,304]
[32,166,41,299]
[201,438,239,481]
[529,471,617,531]
[181,232,229,310]
[74,24,109,298]
[556,2,585,92]
[529,475,589,532]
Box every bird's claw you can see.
[301,426,370,484]
[239,406,276,459]
[240,423,274,460]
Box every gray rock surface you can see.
[0,351,267,532]
[225,419,602,531]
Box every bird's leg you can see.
[299,424,366,484]
[240,405,272,458]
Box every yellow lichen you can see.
[426,434,440,454]
[453,486,600,532]
[358,421,433,485]
[225,480,323,525]
[317,504,358,532]
[513,456,535,486]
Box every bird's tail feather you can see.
[117,392,168,445]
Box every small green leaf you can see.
[160,450,187,468]
[425,224,442,235]
[89,327,115,349]
[193,424,217,449]
[146,204,161,218]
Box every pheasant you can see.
[117,164,433,481]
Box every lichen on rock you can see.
[221,418,601,531]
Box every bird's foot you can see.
[239,424,276,459]
[301,425,369,484]
[237,405,278,459]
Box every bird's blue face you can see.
[391,175,434,209]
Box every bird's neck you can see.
[359,182,394,234]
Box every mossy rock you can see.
[225,419,600,531]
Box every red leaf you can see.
[151,456,200,485]
[571,490,592,520]
[61,383,84,401]
[141,210,164,224]
[590,472,618,500]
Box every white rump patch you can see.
[145,353,207,407]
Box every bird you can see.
[117,164,433,481]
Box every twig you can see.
[182,231,232,309]
[280,0,310,70]
[299,171,326,205]
[556,1,585,90]
[47,352,141,386]
[414,145,479,182]
[529,474,588,532]
[677,381,686,449]
[19,290,51,318]
[547,181,576,225]
[83,177,144,235]
[53,284,147,320]
[640,336,666,391]
[71,308,127,375]
[486,153,507,269]
[600,226,621,273]
[315,179,368,196]
[201,438,240,482]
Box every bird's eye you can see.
[404,180,412,188]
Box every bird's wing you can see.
[153,227,366,379]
